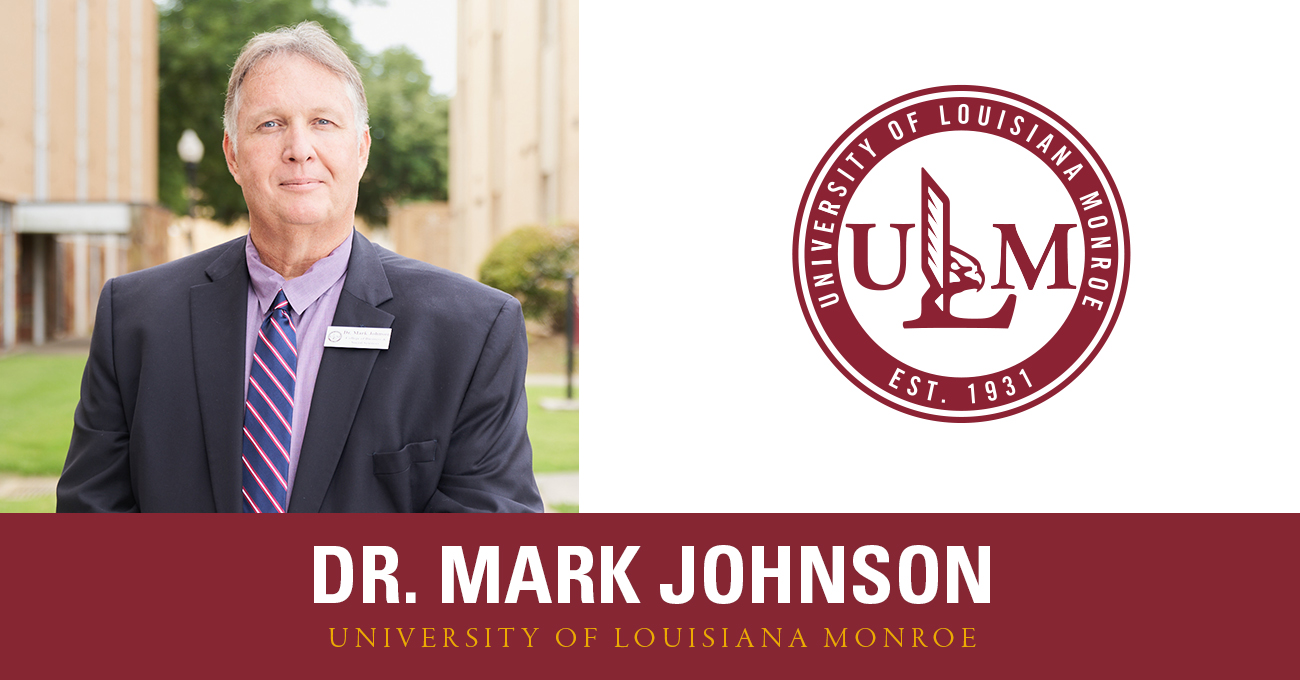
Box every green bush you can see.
[479,225,578,331]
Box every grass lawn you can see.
[0,351,576,512]
[0,354,85,476]
[526,385,579,472]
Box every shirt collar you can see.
[246,230,353,317]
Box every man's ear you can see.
[358,128,372,176]
[223,131,242,185]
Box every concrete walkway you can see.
[534,471,578,510]
[525,373,579,388]
[0,474,58,501]
[0,337,91,358]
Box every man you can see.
[57,22,542,513]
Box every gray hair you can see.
[223,21,368,151]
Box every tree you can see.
[479,225,579,331]
[157,0,447,226]
[356,47,449,225]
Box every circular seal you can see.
[327,330,342,343]
[793,86,1128,422]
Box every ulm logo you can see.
[794,86,1128,422]
[839,168,1088,329]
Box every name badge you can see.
[324,326,391,350]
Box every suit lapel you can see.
[191,238,250,513]
[289,232,394,512]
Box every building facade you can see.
[428,0,577,278]
[0,0,162,350]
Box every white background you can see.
[580,1,1299,512]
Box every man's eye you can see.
[259,121,278,129]
[316,118,333,126]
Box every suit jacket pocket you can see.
[372,440,439,511]
[372,439,438,474]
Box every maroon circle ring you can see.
[793,86,1129,422]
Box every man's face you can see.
[223,54,370,230]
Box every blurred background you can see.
[0,0,579,512]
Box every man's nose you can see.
[282,124,316,163]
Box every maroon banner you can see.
[2,514,1294,677]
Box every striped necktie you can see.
[242,290,297,513]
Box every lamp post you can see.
[541,272,579,412]
[177,129,204,253]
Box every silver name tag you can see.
[324,326,391,350]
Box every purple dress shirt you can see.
[244,232,352,495]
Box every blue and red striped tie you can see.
[242,290,297,513]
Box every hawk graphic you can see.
[904,169,1015,329]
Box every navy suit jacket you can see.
[57,231,543,512]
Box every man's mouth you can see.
[280,178,324,191]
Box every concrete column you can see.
[106,0,120,201]
[129,0,144,202]
[88,239,101,332]
[539,0,560,224]
[2,205,16,349]
[32,236,46,345]
[102,234,118,281]
[76,0,90,202]
[73,234,88,336]
[34,0,49,201]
